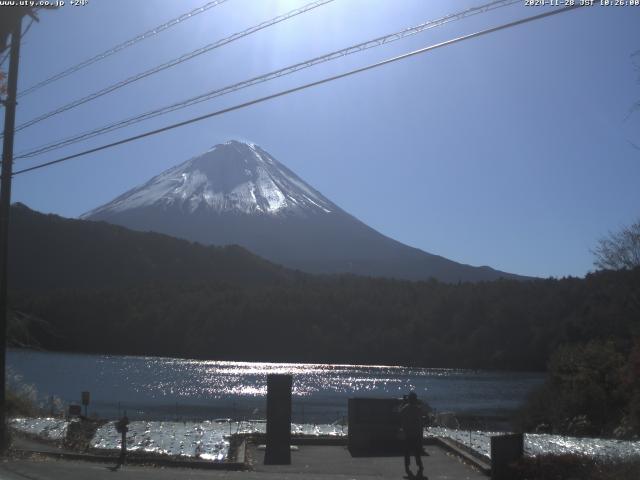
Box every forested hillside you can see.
[7,204,639,373]
[8,203,294,290]
[10,268,639,371]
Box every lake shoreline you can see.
[10,416,640,464]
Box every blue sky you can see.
[4,0,640,278]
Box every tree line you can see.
[10,268,639,372]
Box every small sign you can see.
[81,391,90,406]
[116,416,129,434]
[69,405,82,416]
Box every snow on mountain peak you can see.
[82,141,335,218]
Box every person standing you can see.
[400,391,424,477]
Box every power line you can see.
[0,51,8,69]
[17,0,231,98]
[0,18,34,68]
[11,4,584,177]
[16,0,520,160]
[9,0,335,135]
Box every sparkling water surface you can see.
[7,349,544,421]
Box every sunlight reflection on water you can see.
[7,349,544,421]
[124,358,411,397]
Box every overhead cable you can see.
[16,0,520,159]
[10,0,335,134]
[18,0,231,97]
[11,4,584,177]
[0,18,34,68]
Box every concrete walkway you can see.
[11,436,74,455]
[0,444,487,480]
[249,444,487,479]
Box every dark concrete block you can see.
[491,433,523,480]
[264,374,292,465]
[348,398,404,456]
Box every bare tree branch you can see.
[593,219,640,270]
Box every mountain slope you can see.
[83,140,525,282]
[8,203,293,291]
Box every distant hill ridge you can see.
[82,140,528,283]
[8,203,293,291]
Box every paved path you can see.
[249,444,487,479]
[10,437,73,455]
[0,445,486,480]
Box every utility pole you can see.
[0,11,23,452]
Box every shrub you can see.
[507,454,640,480]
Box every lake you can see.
[7,348,544,423]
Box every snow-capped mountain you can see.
[83,140,525,282]
[85,141,335,219]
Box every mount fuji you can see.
[82,140,523,282]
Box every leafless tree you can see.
[593,219,640,270]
